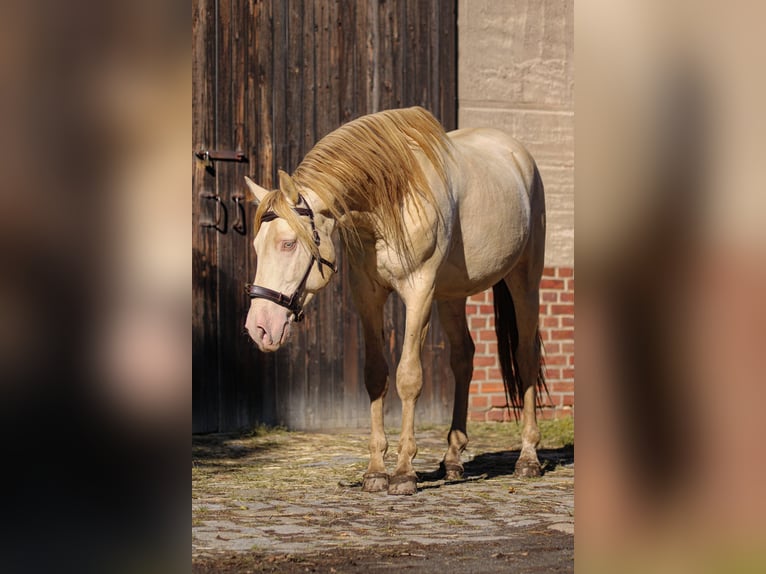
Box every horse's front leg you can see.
[360,310,390,493]
[389,289,434,495]
[349,266,391,492]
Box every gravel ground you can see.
[192,422,574,573]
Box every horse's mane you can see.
[256,107,451,269]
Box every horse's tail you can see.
[492,280,547,414]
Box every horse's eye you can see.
[281,240,296,251]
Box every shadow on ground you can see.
[192,433,282,468]
[417,445,574,483]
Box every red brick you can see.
[561,394,574,406]
[543,266,556,277]
[474,355,495,367]
[551,381,574,393]
[542,316,559,328]
[486,409,505,422]
[557,267,574,278]
[539,396,556,409]
[465,304,478,315]
[540,279,565,290]
[560,292,575,302]
[561,343,575,353]
[537,408,558,421]
[470,316,487,330]
[551,329,574,341]
[479,304,494,315]
[469,292,486,304]
[487,368,502,381]
[561,316,575,327]
[473,342,487,355]
[468,411,486,422]
[472,369,487,381]
[486,342,498,355]
[568,355,575,366]
[478,330,497,341]
[567,279,575,291]
[562,368,575,380]
[489,394,508,407]
[541,291,558,303]
[544,342,561,354]
[470,395,488,408]
[545,368,561,380]
[551,304,575,316]
[480,382,505,394]
[544,354,567,366]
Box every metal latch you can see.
[195,150,247,162]
[195,150,248,173]
[199,192,227,232]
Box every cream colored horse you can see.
[244,107,546,495]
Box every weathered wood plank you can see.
[440,0,458,129]
[193,0,458,432]
[192,0,221,432]
[253,0,280,425]
[214,0,242,431]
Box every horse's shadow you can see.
[416,445,574,483]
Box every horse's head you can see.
[243,170,337,352]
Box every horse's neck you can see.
[337,211,378,254]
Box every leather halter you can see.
[245,196,337,322]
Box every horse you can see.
[243,107,546,495]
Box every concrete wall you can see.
[458,0,574,267]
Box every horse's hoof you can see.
[443,462,464,482]
[515,459,542,478]
[388,473,417,495]
[362,472,389,492]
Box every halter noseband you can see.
[245,196,337,322]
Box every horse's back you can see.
[448,127,538,192]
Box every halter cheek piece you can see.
[245,195,337,322]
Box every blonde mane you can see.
[255,107,452,267]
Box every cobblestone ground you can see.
[192,422,574,573]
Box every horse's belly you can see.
[434,237,527,299]
[434,216,530,298]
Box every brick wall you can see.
[467,266,574,421]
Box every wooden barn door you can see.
[193,0,458,432]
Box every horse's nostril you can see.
[256,325,271,345]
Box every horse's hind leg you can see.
[437,297,474,481]
[349,267,391,492]
[507,267,544,477]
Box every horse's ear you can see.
[278,169,300,204]
[244,176,270,205]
